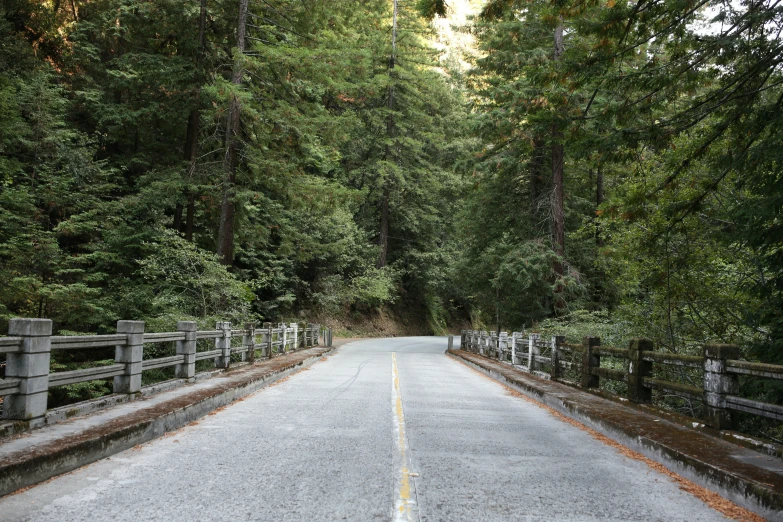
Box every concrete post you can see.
[243,323,256,363]
[215,321,232,369]
[511,333,517,365]
[447,335,454,351]
[327,328,333,347]
[460,331,466,350]
[499,332,508,362]
[528,333,540,372]
[175,321,197,381]
[551,335,565,380]
[581,337,601,389]
[291,323,299,350]
[263,323,273,357]
[281,323,288,354]
[3,318,52,421]
[628,338,653,403]
[114,320,144,394]
[703,344,740,430]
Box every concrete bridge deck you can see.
[1,337,775,521]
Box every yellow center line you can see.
[392,352,417,521]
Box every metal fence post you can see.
[175,321,197,381]
[3,318,52,421]
[114,320,144,394]
[704,344,740,429]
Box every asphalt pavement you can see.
[0,337,729,521]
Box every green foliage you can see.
[0,0,471,337]
[138,229,254,321]
[417,0,449,20]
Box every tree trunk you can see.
[181,105,200,236]
[552,19,566,311]
[173,204,183,231]
[185,194,195,242]
[530,137,545,208]
[596,165,604,247]
[378,0,398,269]
[552,140,565,273]
[378,187,390,268]
[217,0,249,265]
[178,0,207,239]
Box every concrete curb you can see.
[0,347,334,497]
[448,349,783,521]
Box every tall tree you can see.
[175,0,208,242]
[217,0,250,265]
[378,0,399,269]
[551,17,566,308]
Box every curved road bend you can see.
[0,337,730,521]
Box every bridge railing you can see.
[0,318,331,424]
[459,329,783,430]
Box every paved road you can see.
[0,337,728,521]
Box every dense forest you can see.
[0,0,474,335]
[2,0,783,424]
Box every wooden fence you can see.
[0,318,330,423]
[460,330,783,429]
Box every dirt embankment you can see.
[310,303,458,338]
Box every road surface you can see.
[0,337,729,521]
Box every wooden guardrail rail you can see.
[460,329,783,429]
[0,318,332,423]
